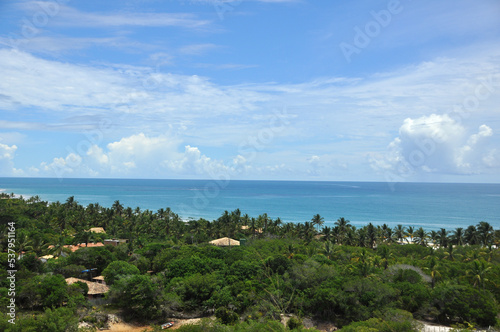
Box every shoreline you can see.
[1,178,499,232]
[1,190,497,234]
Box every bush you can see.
[108,274,159,319]
[101,260,140,285]
[340,316,418,332]
[432,283,498,327]
[67,247,113,275]
[287,316,303,330]
[215,307,239,325]
[18,274,68,310]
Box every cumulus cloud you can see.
[33,133,238,179]
[370,114,497,179]
[0,142,19,176]
[86,145,109,165]
[2,43,500,181]
[40,153,84,177]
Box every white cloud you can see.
[40,153,83,177]
[0,143,17,160]
[18,2,211,29]
[0,48,266,120]
[0,143,17,175]
[164,145,226,175]
[86,145,108,165]
[371,114,498,179]
[33,133,237,178]
[456,124,494,172]
[1,45,499,181]
[0,36,146,55]
[233,155,246,166]
[103,133,179,175]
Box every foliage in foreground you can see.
[1,195,499,331]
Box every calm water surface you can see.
[1,177,499,231]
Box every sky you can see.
[0,0,499,183]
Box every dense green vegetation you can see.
[1,194,499,331]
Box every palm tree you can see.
[366,223,377,249]
[16,233,32,254]
[477,221,494,246]
[464,225,479,245]
[321,226,333,243]
[394,224,405,244]
[466,260,492,289]
[241,213,250,226]
[303,222,315,243]
[429,230,439,246]
[384,228,395,244]
[345,227,356,246]
[75,229,94,247]
[258,213,270,235]
[451,227,465,246]
[357,228,367,248]
[125,206,133,219]
[249,217,257,239]
[281,222,295,239]
[323,241,334,259]
[311,214,325,233]
[271,217,283,235]
[188,219,201,243]
[64,196,77,210]
[335,217,350,245]
[112,200,124,216]
[405,226,415,244]
[50,236,72,258]
[426,257,441,288]
[437,228,449,248]
[414,227,428,246]
[28,236,49,257]
[377,245,393,270]
[443,243,459,261]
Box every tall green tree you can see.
[311,214,324,233]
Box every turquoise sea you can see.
[1,177,499,231]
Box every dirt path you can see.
[170,318,203,330]
[101,318,204,331]
[103,322,151,331]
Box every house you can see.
[89,227,106,234]
[92,276,106,285]
[39,255,54,262]
[49,242,105,254]
[241,225,263,234]
[209,237,240,247]
[65,277,109,299]
[104,239,128,246]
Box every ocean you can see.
[1,177,499,231]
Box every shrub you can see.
[432,283,498,327]
[215,307,239,325]
[287,316,303,330]
[101,260,140,285]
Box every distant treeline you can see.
[0,193,497,250]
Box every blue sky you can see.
[0,0,499,182]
